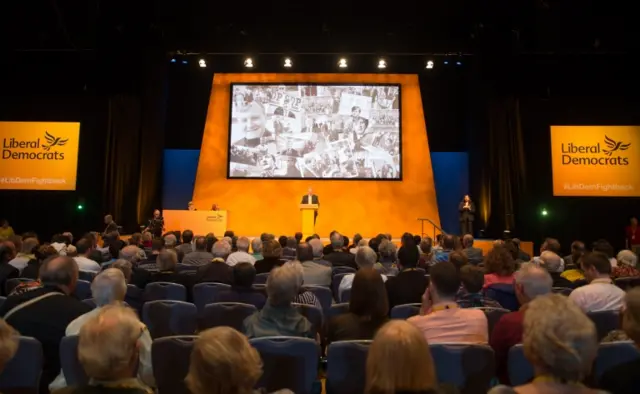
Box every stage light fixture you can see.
[198,59,206,68]
[426,60,434,69]
[456,60,462,66]
[338,58,348,68]
[444,60,449,65]
[284,58,292,68]
[170,58,176,63]
[244,58,254,68]
[181,60,188,65]
[377,59,387,69]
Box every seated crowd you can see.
[0,224,639,394]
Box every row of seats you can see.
[2,333,637,394]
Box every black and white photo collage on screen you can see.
[228,84,401,179]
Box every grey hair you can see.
[91,268,126,307]
[539,251,564,273]
[309,239,324,257]
[378,239,397,258]
[357,239,368,247]
[222,236,232,245]
[462,234,474,247]
[236,237,250,252]
[617,250,638,268]
[157,249,178,271]
[355,246,377,268]
[111,259,132,282]
[164,234,177,247]
[267,262,302,306]
[212,241,232,258]
[119,245,142,264]
[251,238,262,253]
[330,232,344,248]
[515,263,553,299]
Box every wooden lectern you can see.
[299,204,318,238]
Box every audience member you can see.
[226,236,257,266]
[490,264,552,384]
[564,240,586,269]
[186,326,263,394]
[111,259,143,311]
[612,250,640,279]
[448,251,468,273]
[254,239,285,274]
[195,241,233,284]
[243,263,314,338]
[138,238,164,269]
[215,263,266,309]
[433,234,455,263]
[385,243,428,309]
[57,305,153,394]
[0,219,15,240]
[176,230,194,255]
[149,249,192,293]
[281,237,297,261]
[462,234,483,265]
[118,245,151,289]
[348,233,363,252]
[182,236,214,266]
[285,261,322,309]
[489,294,597,394]
[328,269,389,343]
[365,320,440,394]
[376,238,399,276]
[593,239,617,268]
[538,251,574,288]
[569,251,625,313]
[309,238,331,266]
[512,238,530,262]
[339,246,387,299]
[0,318,18,374]
[8,236,38,274]
[417,237,434,269]
[49,269,154,391]
[73,238,101,273]
[483,245,516,289]
[456,265,503,308]
[599,287,640,394]
[0,241,19,296]
[408,262,487,344]
[0,256,92,392]
[324,232,357,269]
[251,237,263,260]
[297,242,331,286]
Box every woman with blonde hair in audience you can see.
[489,293,601,394]
[483,245,516,289]
[186,326,263,394]
[366,320,444,394]
[611,250,640,279]
[0,318,18,374]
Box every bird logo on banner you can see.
[603,135,630,156]
[43,131,69,151]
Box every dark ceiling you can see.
[4,0,637,55]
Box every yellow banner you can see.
[0,122,80,191]
[551,125,640,197]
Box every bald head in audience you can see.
[539,251,564,273]
[514,263,553,306]
[41,255,80,294]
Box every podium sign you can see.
[299,204,318,238]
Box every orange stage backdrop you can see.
[191,73,440,237]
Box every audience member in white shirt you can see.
[8,237,39,274]
[49,269,154,391]
[339,246,387,300]
[569,251,625,313]
[73,238,102,273]
[226,236,256,266]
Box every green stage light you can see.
[77,204,83,210]
[541,208,548,216]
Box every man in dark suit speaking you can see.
[301,187,319,224]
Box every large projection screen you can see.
[228,84,401,179]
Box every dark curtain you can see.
[470,94,527,237]
[103,59,167,233]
